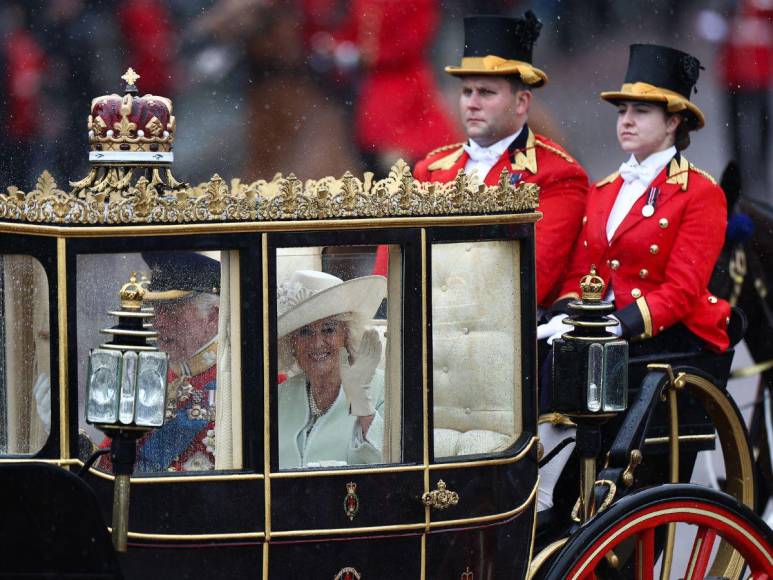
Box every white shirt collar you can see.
[464,127,524,161]
[624,145,677,174]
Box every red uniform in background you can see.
[304,0,461,162]
[414,126,589,308]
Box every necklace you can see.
[307,382,325,417]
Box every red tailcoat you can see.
[556,155,731,352]
[414,127,589,307]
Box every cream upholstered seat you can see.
[431,241,522,457]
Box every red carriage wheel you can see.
[542,484,773,580]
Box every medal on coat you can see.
[642,186,659,217]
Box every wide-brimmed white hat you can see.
[277,271,387,338]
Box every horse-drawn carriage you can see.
[0,73,770,579]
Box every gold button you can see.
[659,326,665,332]
[631,288,641,298]
[583,240,588,247]
[708,296,718,304]
[649,244,659,254]
[610,259,620,270]
[639,269,648,278]
[582,216,588,225]
[659,218,669,229]
[726,317,730,325]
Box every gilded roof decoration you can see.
[0,160,539,226]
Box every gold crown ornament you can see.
[69,68,185,199]
[87,68,176,165]
[580,266,606,301]
[119,272,147,310]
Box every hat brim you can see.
[600,86,705,129]
[278,275,387,338]
[445,58,548,87]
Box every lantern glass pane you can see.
[602,340,628,412]
[119,351,138,425]
[87,349,121,424]
[135,351,168,427]
[586,342,603,412]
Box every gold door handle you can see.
[422,479,459,510]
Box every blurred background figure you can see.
[717,0,772,203]
[0,0,769,200]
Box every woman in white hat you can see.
[276,270,387,469]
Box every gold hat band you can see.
[600,81,705,128]
[445,56,548,86]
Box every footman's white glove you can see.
[339,329,382,416]
[33,373,51,434]
[537,314,572,345]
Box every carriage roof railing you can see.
[0,162,539,227]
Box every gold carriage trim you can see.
[0,160,539,226]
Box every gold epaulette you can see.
[535,139,575,164]
[595,171,619,187]
[425,142,464,158]
[689,164,717,185]
[427,144,465,171]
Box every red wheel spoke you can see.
[635,527,655,580]
[683,526,717,580]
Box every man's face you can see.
[459,76,529,147]
[153,295,219,367]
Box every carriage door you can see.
[425,225,539,579]
[266,229,424,578]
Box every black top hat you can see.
[445,13,548,86]
[141,251,220,302]
[601,44,705,129]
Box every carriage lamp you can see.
[551,268,628,416]
[86,273,168,552]
[550,267,629,522]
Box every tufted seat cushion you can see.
[431,241,522,457]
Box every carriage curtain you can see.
[2,255,49,455]
[383,246,403,463]
[214,251,243,470]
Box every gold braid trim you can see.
[425,142,464,158]
[635,296,653,339]
[535,139,575,164]
[689,164,717,185]
[595,172,619,187]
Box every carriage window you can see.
[0,255,50,455]
[77,250,242,473]
[432,241,522,459]
[275,245,402,470]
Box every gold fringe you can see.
[689,164,717,185]
[595,172,619,187]
[425,142,464,158]
[535,139,575,164]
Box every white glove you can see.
[537,314,572,345]
[339,329,382,416]
[33,373,51,434]
[608,315,623,337]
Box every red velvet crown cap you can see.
[87,68,175,165]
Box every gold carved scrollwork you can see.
[0,160,539,225]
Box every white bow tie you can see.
[464,143,503,164]
[619,160,657,186]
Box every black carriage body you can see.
[0,176,540,579]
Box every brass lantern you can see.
[85,273,169,551]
